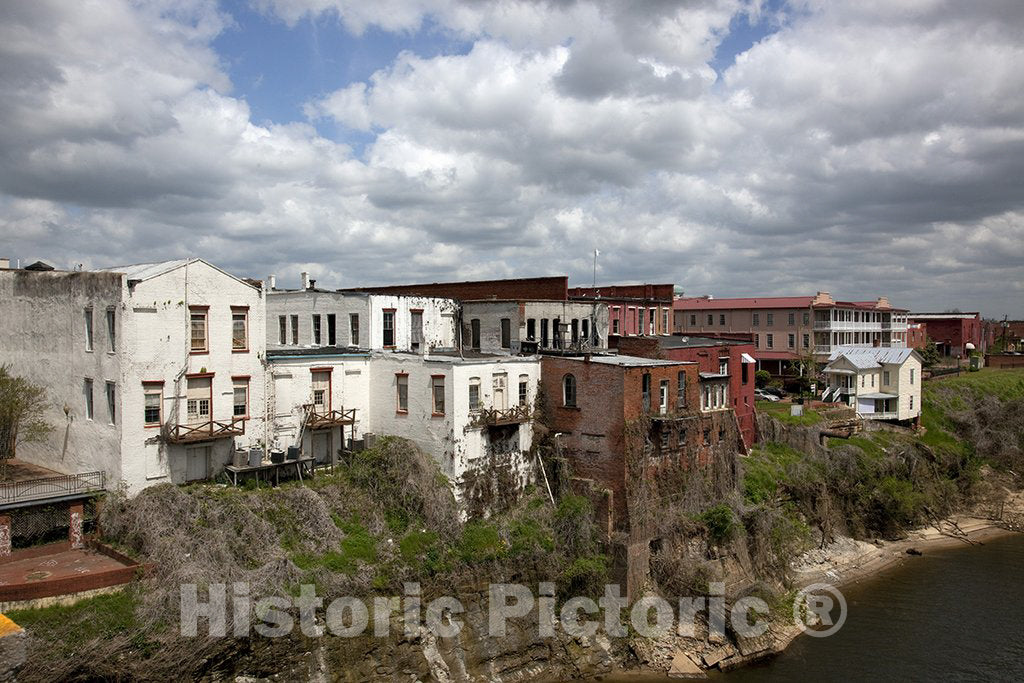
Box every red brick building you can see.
[540,354,743,596]
[569,284,675,337]
[908,312,985,358]
[615,335,757,450]
[907,322,928,349]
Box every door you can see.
[312,431,331,464]
[493,374,507,411]
[185,446,210,481]
[186,377,211,426]
[312,371,330,413]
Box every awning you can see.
[824,368,855,375]
[859,392,898,400]
[741,353,756,364]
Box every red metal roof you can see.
[673,296,813,310]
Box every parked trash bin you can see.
[248,448,263,468]
[270,450,285,464]
[287,446,300,461]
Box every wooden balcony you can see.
[304,406,356,430]
[164,418,245,444]
[470,404,532,427]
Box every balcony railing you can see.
[164,417,245,443]
[470,404,532,427]
[859,411,898,420]
[304,406,357,430]
[813,321,883,331]
[0,471,105,506]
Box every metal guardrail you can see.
[0,471,105,506]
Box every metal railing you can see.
[0,471,105,506]
[165,417,245,443]
[860,411,898,420]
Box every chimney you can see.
[301,271,310,290]
[309,279,317,290]
[266,274,276,291]
[0,258,9,269]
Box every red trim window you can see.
[143,381,164,428]
[431,374,445,416]
[310,367,332,413]
[189,305,209,354]
[382,309,396,348]
[232,376,250,419]
[395,372,408,413]
[231,306,249,352]
[185,373,213,424]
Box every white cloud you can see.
[0,0,1022,316]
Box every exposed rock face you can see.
[755,413,827,457]
[0,614,26,682]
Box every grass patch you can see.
[7,589,149,650]
[756,400,824,425]
[743,442,805,504]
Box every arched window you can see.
[563,374,577,407]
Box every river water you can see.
[596,533,1024,681]
[713,533,1024,681]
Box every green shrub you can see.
[458,520,505,563]
[697,503,737,545]
[559,554,609,597]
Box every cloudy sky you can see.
[1,0,1022,316]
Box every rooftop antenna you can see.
[592,248,599,288]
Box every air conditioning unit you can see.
[363,432,377,449]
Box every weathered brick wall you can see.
[985,354,1024,369]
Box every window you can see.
[755,334,760,348]
[871,374,875,387]
[659,380,669,415]
[541,319,549,346]
[527,318,536,340]
[719,314,726,326]
[84,307,94,351]
[861,374,866,388]
[883,370,890,385]
[803,312,810,325]
[707,314,714,326]
[741,362,749,385]
[279,316,287,345]
[719,358,729,375]
[470,318,481,350]
[312,314,322,345]
[677,371,686,408]
[642,373,651,412]
[662,309,669,334]
[766,313,774,326]
[106,308,116,352]
[910,368,915,385]
[84,378,94,420]
[910,395,914,410]
[788,312,795,326]
[431,376,445,415]
[766,333,774,349]
[788,333,795,348]
[232,307,248,351]
[582,319,590,343]
[105,382,116,424]
[233,378,249,418]
[411,310,423,351]
[552,318,561,348]
[290,315,298,345]
[803,334,810,349]
[519,375,529,407]
[189,306,208,353]
[562,374,577,407]
[395,374,408,412]
[383,309,396,347]
[703,429,711,446]
[612,317,620,335]
[752,312,759,327]
[143,382,163,426]
[690,314,697,327]
[649,309,656,335]
[468,377,481,411]
[350,314,360,346]
[571,319,579,345]
[327,314,337,346]
[500,318,511,349]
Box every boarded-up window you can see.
[411,310,423,351]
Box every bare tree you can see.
[0,364,53,479]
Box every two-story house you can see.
[822,346,922,425]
